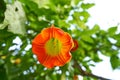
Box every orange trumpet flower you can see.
[32,25,74,68]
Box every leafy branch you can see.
[73,60,111,80]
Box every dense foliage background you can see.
[0,0,120,80]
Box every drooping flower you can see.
[32,25,74,68]
[71,40,79,52]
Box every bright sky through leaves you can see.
[87,0,120,31]
[85,0,120,80]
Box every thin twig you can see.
[73,60,111,80]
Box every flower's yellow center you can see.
[45,38,62,56]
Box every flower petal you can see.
[32,26,54,45]
[49,26,74,50]
[71,40,79,52]
[32,33,47,45]
[37,52,71,68]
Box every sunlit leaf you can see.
[71,0,81,6]
[72,11,90,29]
[0,20,8,29]
[110,55,120,69]
[92,24,100,32]
[108,26,117,36]
[81,3,95,9]
[50,0,71,6]
[1,1,26,35]
[80,11,90,22]
[61,73,66,80]
[80,40,92,50]
[32,0,49,8]
[81,36,94,43]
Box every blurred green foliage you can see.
[0,0,120,80]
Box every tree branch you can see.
[73,60,111,80]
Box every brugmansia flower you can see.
[32,25,74,68]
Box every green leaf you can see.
[80,11,90,22]
[0,65,8,80]
[20,0,39,14]
[58,20,70,28]
[60,73,66,80]
[30,21,49,31]
[81,3,95,9]
[113,33,120,40]
[50,0,70,6]
[33,0,49,8]
[2,1,26,35]
[84,25,100,35]
[0,29,13,39]
[116,41,120,47]
[108,26,117,36]
[110,55,120,69]
[80,40,92,50]
[92,24,100,32]
[0,0,6,23]
[81,36,94,43]
[71,0,82,6]
[72,12,87,29]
